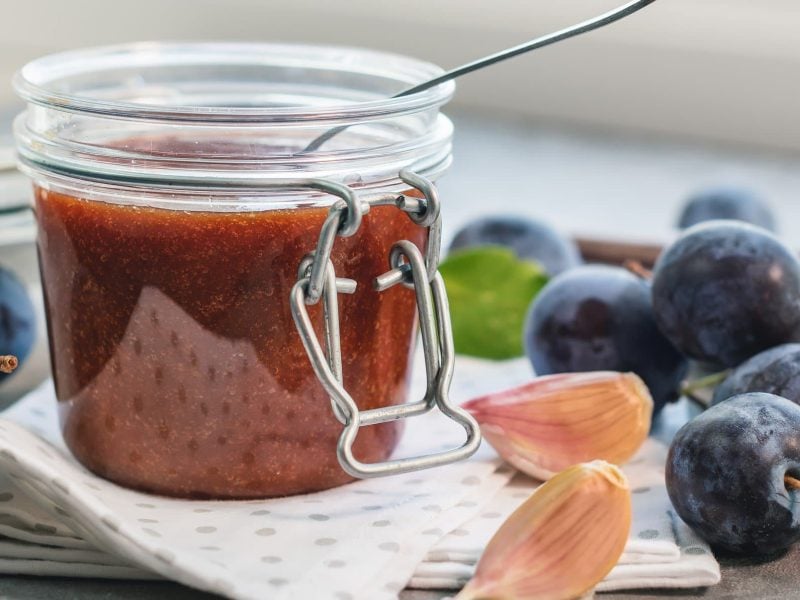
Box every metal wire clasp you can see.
[290,169,481,478]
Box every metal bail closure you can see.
[289,171,481,478]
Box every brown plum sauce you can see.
[35,183,425,498]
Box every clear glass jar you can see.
[13,42,455,498]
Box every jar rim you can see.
[13,41,455,125]
[14,42,454,200]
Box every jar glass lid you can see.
[14,42,454,125]
[14,43,455,194]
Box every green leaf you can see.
[439,246,549,360]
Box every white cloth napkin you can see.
[0,357,720,599]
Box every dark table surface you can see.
[2,543,800,600]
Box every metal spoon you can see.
[300,0,658,154]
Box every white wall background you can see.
[2,0,800,151]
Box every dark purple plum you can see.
[667,393,800,556]
[678,187,776,232]
[652,221,800,368]
[0,266,35,381]
[448,216,581,276]
[712,344,800,407]
[524,265,688,415]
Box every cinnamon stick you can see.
[0,356,18,374]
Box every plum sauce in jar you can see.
[13,43,456,498]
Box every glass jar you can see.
[13,42,478,499]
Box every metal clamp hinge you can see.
[289,169,481,478]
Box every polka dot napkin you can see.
[0,357,528,600]
[0,357,720,599]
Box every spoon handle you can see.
[399,0,657,98]
[301,0,658,154]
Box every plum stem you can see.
[680,370,730,407]
[681,370,730,395]
[785,475,800,491]
[623,259,653,281]
[0,355,18,374]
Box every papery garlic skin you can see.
[463,371,653,480]
[456,461,631,600]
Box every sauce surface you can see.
[35,187,425,498]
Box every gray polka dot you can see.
[315,537,337,546]
[250,509,270,516]
[196,526,217,534]
[461,476,481,486]
[632,487,651,495]
[413,493,431,498]
[0,492,13,502]
[54,506,69,517]
[138,518,159,524]
[379,542,400,552]
[309,514,330,521]
[256,528,276,537]
[352,490,374,495]
[482,512,502,519]
[326,559,347,568]
[193,508,213,514]
[685,546,708,555]
[372,520,391,528]
[422,505,442,512]
[362,505,382,511]
[269,578,288,587]
[451,528,470,537]
[136,503,156,509]
[261,556,282,564]
[334,593,354,600]
[142,528,161,538]
[201,546,221,552]
[423,528,443,536]
[303,499,323,504]
[405,478,424,485]
[638,529,660,540]
[456,501,478,508]
[34,524,57,535]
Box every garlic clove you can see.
[463,371,652,480]
[456,460,631,600]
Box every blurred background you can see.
[3,0,800,148]
[4,0,800,400]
